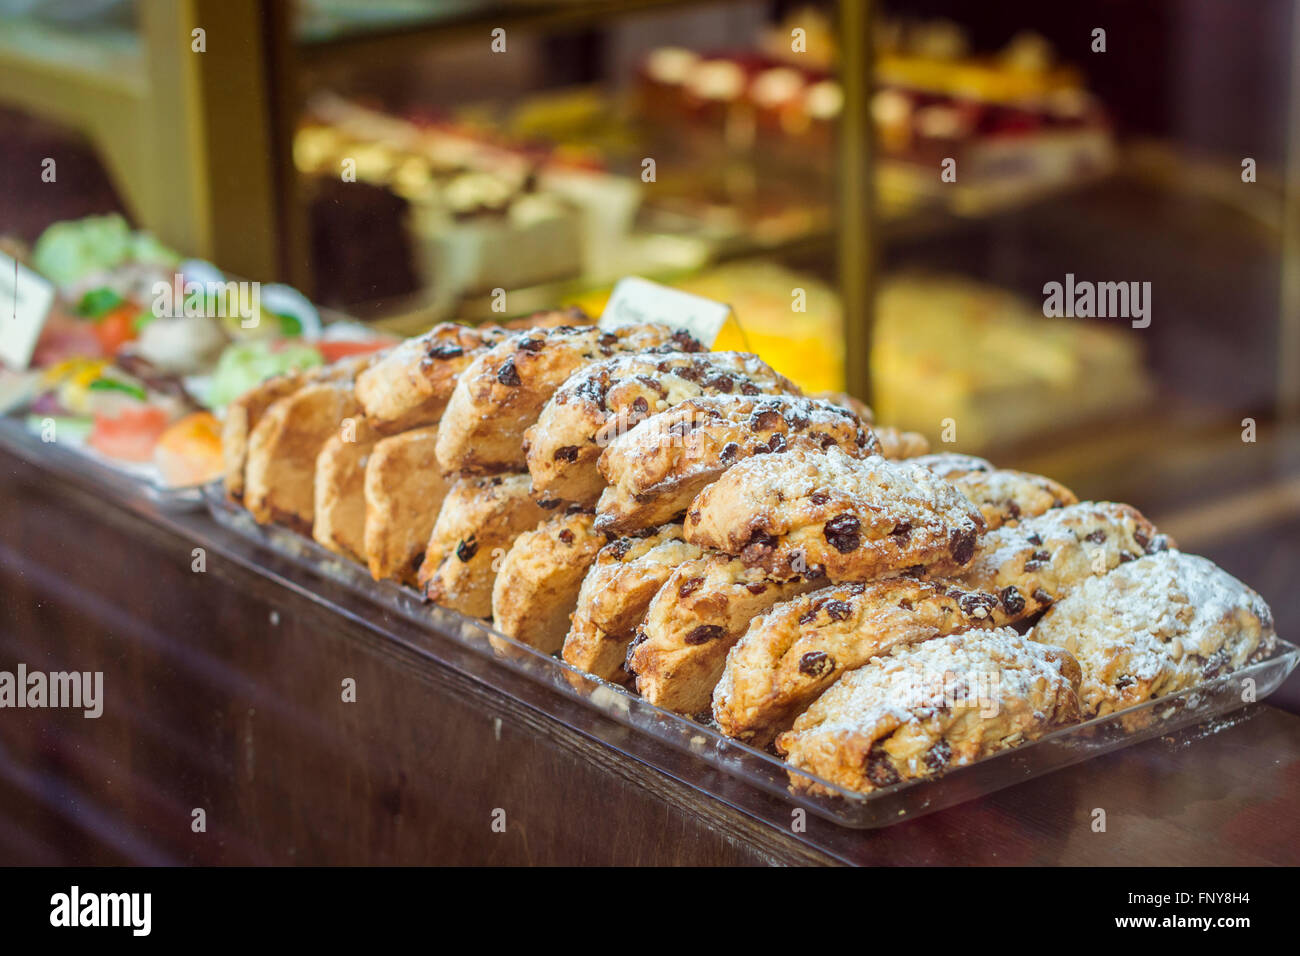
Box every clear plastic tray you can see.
[203,482,1299,828]
[0,415,206,511]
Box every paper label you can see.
[0,252,56,369]
[599,276,732,347]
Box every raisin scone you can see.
[525,352,801,506]
[312,416,381,561]
[776,628,1082,796]
[243,382,363,533]
[949,469,1078,531]
[684,447,985,581]
[627,554,824,716]
[595,395,878,534]
[490,509,608,653]
[872,426,930,459]
[355,322,507,433]
[561,525,704,683]
[363,426,450,585]
[419,474,550,617]
[224,354,372,502]
[1032,550,1276,718]
[712,578,1004,744]
[957,501,1171,625]
[911,452,994,478]
[810,390,874,424]
[435,322,702,475]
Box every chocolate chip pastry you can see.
[561,525,704,683]
[871,426,931,459]
[777,628,1082,796]
[684,447,985,581]
[1032,550,1275,718]
[627,553,824,716]
[435,322,702,476]
[712,578,1006,745]
[595,395,878,534]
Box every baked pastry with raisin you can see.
[1032,550,1275,718]
[809,390,874,424]
[872,426,930,459]
[684,447,985,581]
[627,553,823,716]
[912,452,1076,529]
[224,354,372,502]
[595,395,877,534]
[910,452,994,478]
[244,381,363,533]
[419,474,550,617]
[363,426,449,586]
[435,322,702,475]
[312,416,381,561]
[355,322,507,433]
[950,469,1077,531]
[777,628,1082,796]
[491,509,607,653]
[712,578,1003,744]
[526,352,800,507]
[561,525,704,682]
[958,501,1170,625]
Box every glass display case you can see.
[2,0,1299,866]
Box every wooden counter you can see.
[1,448,1298,866]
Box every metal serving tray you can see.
[204,483,1299,828]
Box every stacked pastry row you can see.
[221,314,1277,797]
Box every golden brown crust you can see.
[712,577,1005,744]
[595,395,876,535]
[419,474,550,617]
[684,447,985,581]
[435,323,703,476]
[355,323,507,433]
[957,501,1171,625]
[312,416,381,561]
[949,469,1078,531]
[525,352,801,506]
[244,382,362,530]
[490,509,607,653]
[363,426,449,585]
[873,426,931,459]
[776,628,1082,796]
[628,553,823,716]
[561,525,703,682]
[222,371,306,501]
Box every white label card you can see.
[0,252,56,369]
[598,276,733,347]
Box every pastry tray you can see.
[0,414,206,511]
[203,483,1299,829]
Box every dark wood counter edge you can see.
[4,438,1300,865]
[0,440,843,864]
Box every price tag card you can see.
[599,276,734,347]
[0,252,56,369]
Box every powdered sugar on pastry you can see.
[1031,550,1275,717]
[685,446,985,580]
